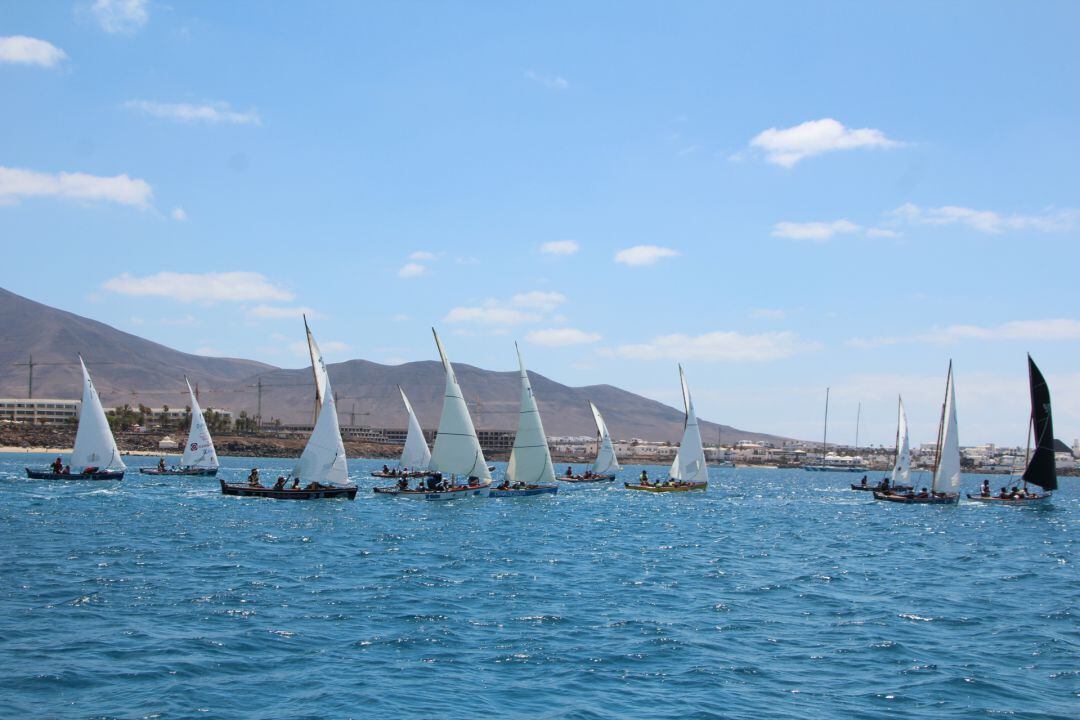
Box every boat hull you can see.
[219,479,356,500]
[371,471,434,479]
[140,467,218,476]
[372,483,491,501]
[872,491,959,504]
[25,468,124,481]
[489,484,559,498]
[851,483,912,492]
[965,493,1052,505]
[558,474,616,483]
[624,482,707,493]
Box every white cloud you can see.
[539,239,580,256]
[247,305,322,320]
[525,70,568,90]
[614,245,680,266]
[409,250,438,261]
[512,291,566,312]
[397,263,427,278]
[0,166,152,208]
[771,219,861,241]
[526,328,601,347]
[746,118,900,168]
[0,36,67,67]
[607,330,820,362]
[392,313,410,322]
[848,319,1080,348]
[103,271,293,303]
[865,227,901,238]
[889,203,1078,234]
[92,0,149,34]
[170,206,187,221]
[444,306,541,326]
[124,100,261,126]
[751,308,786,320]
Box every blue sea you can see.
[1,452,1075,719]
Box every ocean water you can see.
[0,452,1075,719]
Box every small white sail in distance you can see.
[428,328,491,481]
[890,396,910,485]
[398,386,431,470]
[71,355,125,471]
[181,378,219,470]
[506,343,556,485]
[669,364,708,483]
[293,323,350,487]
[932,362,961,494]
[588,401,620,475]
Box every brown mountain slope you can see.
[0,287,790,444]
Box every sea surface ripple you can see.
[1,453,1076,719]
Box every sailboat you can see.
[968,355,1057,504]
[875,362,960,504]
[804,389,868,472]
[490,344,559,497]
[625,364,708,492]
[558,401,621,482]
[373,329,491,499]
[140,378,220,476]
[372,387,433,479]
[220,322,356,500]
[26,355,126,480]
[851,397,913,492]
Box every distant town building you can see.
[0,398,81,424]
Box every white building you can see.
[0,398,81,425]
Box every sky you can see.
[2,0,1079,447]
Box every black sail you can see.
[1021,355,1058,491]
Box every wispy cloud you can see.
[0,166,152,208]
[525,70,568,90]
[170,207,187,221]
[606,330,820,362]
[443,306,541,326]
[247,305,322,320]
[771,219,861,242]
[614,245,680,267]
[511,291,566,312]
[0,36,67,67]
[103,271,293,303]
[743,118,901,168]
[526,328,601,347]
[539,240,579,256]
[124,100,261,126]
[408,250,438,261]
[848,319,1080,348]
[92,0,149,34]
[889,203,1078,234]
[397,262,427,278]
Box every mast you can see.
[893,396,901,471]
[931,362,951,493]
[303,314,322,424]
[821,387,830,463]
[1022,411,1033,490]
[854,402,861,452]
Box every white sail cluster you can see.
[428,329,491,481]
[890,397,909,485]
[398,386,431,470]
[292,325,350,487]
[589,401,620,475]
[932,364,961,494]
[668,365,708,483]
[71,355,125,472]
[506,344,556,485]
[180,378,219,470]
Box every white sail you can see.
[293,325,349,487]
[932,363,961,494]
[428,329,491,481]
[890,397,910,485]
[398,386,431,470]
[589,401,621,475]
[506,344,556,484]
[71,356,125,471]
[304,314,326,421]
[669,365,708,483]
[180,378,219,469]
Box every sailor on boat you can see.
[51,457,63,473]
[273,476,287,490]
[980,480,991,497]
[157,458,166,472]
[247,469,261,487]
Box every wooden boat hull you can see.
[624,482,707,493]
[219,479,357,500]
[371,471,433,479]
[558,475,616,483]
[140,467,218,476]
[965,493,1052,505]
[872,491,958,504]
[372,483,491,501]
[25,468,124,481]
[851,483,912,492]
[488,484,558,498]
